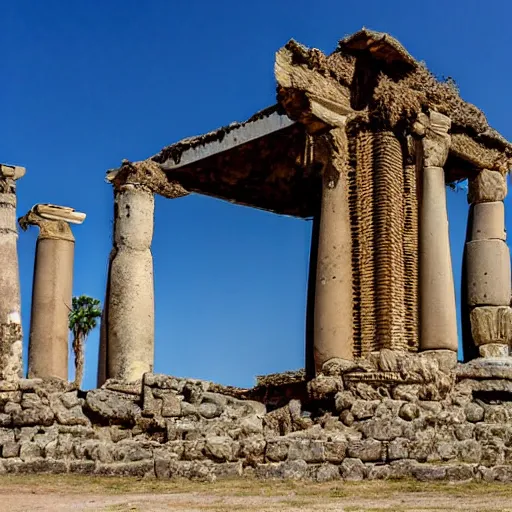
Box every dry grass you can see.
[2,475,512,511]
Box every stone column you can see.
[0,164,25,380]
[313,127,354,372]
[105,183,155,382]
[466,169,512,358]
[19,204,86,379]
[416,112,459,353]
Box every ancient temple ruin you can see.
[99,29,512,383]
[0,30,512,483]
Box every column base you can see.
[478,343,509,358]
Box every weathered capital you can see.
[0,164,26,193]
[106,159,189,199]
[313,127,348,189]
[18,204,85,242]
[413,111,451,167]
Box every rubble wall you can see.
[1,354,512,483]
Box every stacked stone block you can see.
[467,169,512,358]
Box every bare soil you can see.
[0,475,512,511]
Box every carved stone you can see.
[18,204,86,379]
[414,112,451,167]
[471,201,506,241]
[0,164,26,380]
[466,240,511,306]
[468,169,507,203]
[470,307,512,346]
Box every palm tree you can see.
[69,295,102,388]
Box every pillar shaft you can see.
[28,238,74,379]
[105,184,155,382]
[19,204,85,380]
[0,165,25,380]
[313,128,353,372]
[466,170,511,358]
[417,112,458,352]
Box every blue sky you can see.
[1,0,510,389]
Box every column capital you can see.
[18,204,85,242]
[106,159,189,199]
[0,164,26,193]
[413,111,451,167]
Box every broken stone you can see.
[85,389,140,425]
[470,307,512,345]
[479,344,509,358]
[468,169,507,203]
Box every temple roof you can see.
[111,30,512,217]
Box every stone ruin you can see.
[1,29,512,482]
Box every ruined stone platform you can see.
[0,352,510,482]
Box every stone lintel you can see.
[275,43,353,131]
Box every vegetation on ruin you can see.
[69,295,102,387]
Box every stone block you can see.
[471,307,512,345]
[288,439,325,463]
[85,389,140,425]
[339,458,366,480]
[412,464,446,481]
[468,169,507,203]
[315,463,340,482]
[466,241,511,306]
[265,439,289,462]
[204,436,236,462]
[95,461,154,478]
[388,438,409,460]
[471,201,506,241]
[19,442,42,461]
[2,441,19,458]
[464,402,484,423]
[161,394,181,417]
[324,440,347,463]
[347,439,383,462]
[479,343,509,358]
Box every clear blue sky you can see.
[2,0,511,390]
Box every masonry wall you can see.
[1,357,512,483]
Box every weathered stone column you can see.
[313,127,354,372]
[106,183,155,382]
[466,169,512,358]
[416,112,459,353]
[0,164,25,380]
[19,204,86,379]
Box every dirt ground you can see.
[0,475,512,512]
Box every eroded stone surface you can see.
[468,169,507,203]
[470,307,512,345]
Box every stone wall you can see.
[1,354,512,483]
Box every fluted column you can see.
[313,127,354,372]
[19,204,85,379]
[466,169,512,358]
[105,183,155,382]
[416,112,458,353]
[0,164,25,380]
